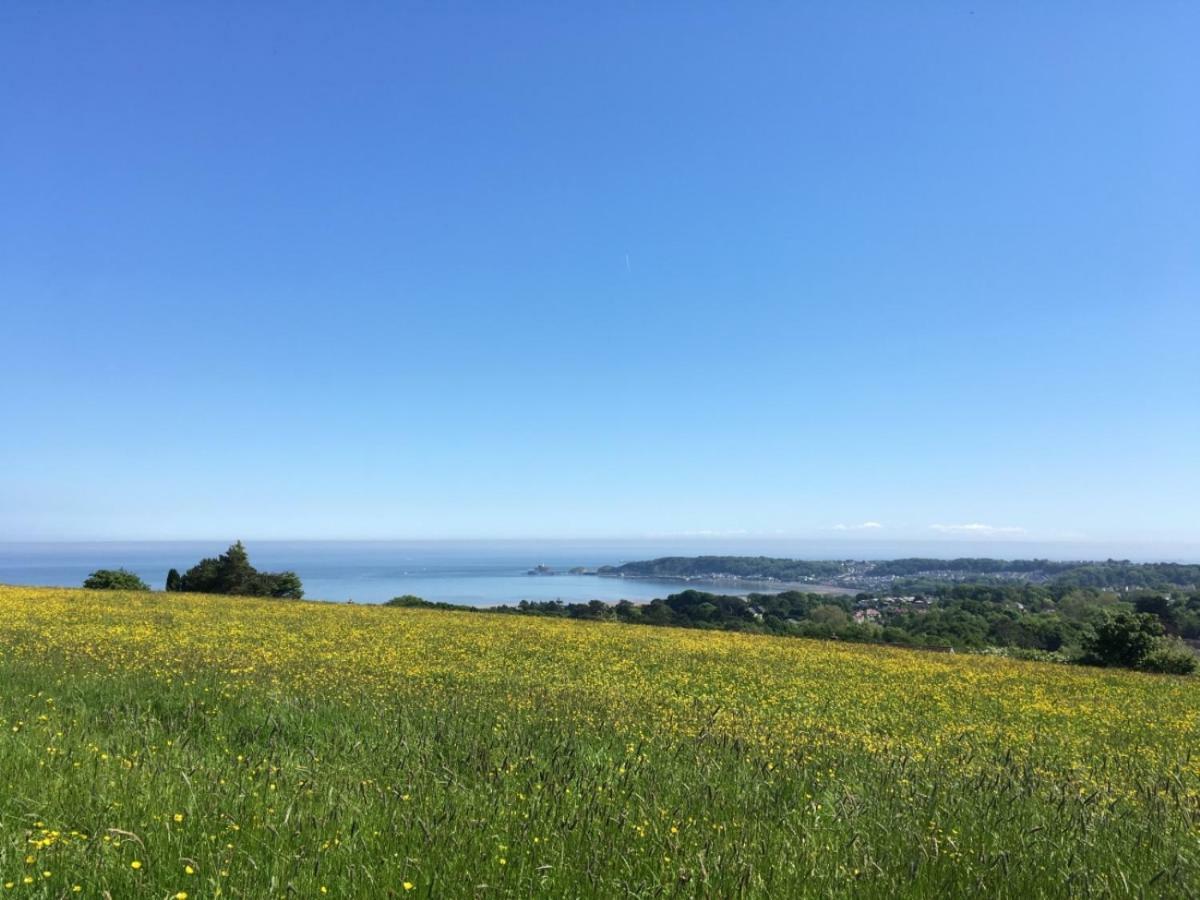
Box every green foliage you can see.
[176,541,303,599]
[1082,612,1163,668]
[868,558,1200,590]
[263,570,304,600]
[1076,611,1197,674]
[809,604,850,628]
[82,568,150,591]
[605,555,1200,594]
[385,595,429,607]
[482,583,1193,673]
[165,568,182,592]
[1138,639,1199,675]
[382,595,472,611]
[565,557,1199,670]
[866,558,1076,577]
[1052,562,1200,591]
[600,556,843,580]
[1128,591,1200,640]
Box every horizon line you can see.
[2,536,1199,547]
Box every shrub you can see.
[83,569,150,591]
[1081,613,1163,669]
[385,595,428,607]
[1138,640,1198,675]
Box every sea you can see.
[1,539,1196,606]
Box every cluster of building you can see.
[832,568,1052,592]
[851,594,932,624]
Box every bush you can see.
[1138,640,1198,675]
[1081,613,1163,669]
[1078,612,1196,675]
[384,595,478,612]
[83,569,150,591]
[385,595,428,607]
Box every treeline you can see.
[603,555,1200,591]
[84,542,303,599]
[865,558,1079,576]
[599,556,843,580]
[1049,562,1200,590]
[882,562,1200,594]
[166,541,302,598]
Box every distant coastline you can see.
[598,555,1200,594]
[4,544,1200,606]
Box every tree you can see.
[179,556,220,593]
[215,540,257,595]
[809,605,850,629]
[83,569,149,591]
[261,571,304,599]
[165,568,182,592]
[642,601,674,625]
[1082,613,1164,669]
[614,599,642,622]
[1133,593,1177,633]
[176,542,303,599]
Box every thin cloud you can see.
[832,521,884,531]
[929,523,1026,536]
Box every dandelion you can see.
[3,582,1200,894]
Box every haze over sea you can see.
[3,539,1198,606]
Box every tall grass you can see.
[0,585,1197,897]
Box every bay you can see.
[1,538,1195,606]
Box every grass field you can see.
[1,585,1198,897]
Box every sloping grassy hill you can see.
[1,585,1198,897]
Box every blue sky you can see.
[1,3,1197,544]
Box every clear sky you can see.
[1,3,1197,545]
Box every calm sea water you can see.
[0,540,752,605]
[1,539,1195,606]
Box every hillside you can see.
[1,585,1198,896]
[598,555,844,581]
[603,555,1200,591]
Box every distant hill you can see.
[863,558,1077,577]
[598,556,844,581]
[600,556,1200,591]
